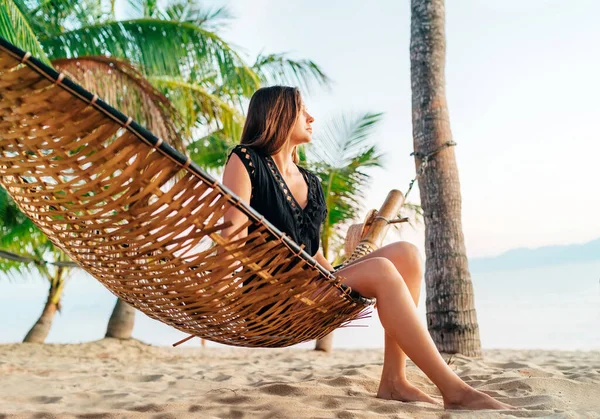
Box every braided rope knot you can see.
[411,140,457,161]
[405,140,457,198]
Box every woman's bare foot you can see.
[443,386,516,410]
[377,379,439,405]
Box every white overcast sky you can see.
[205,0,600,258]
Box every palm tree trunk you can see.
[315,229,334,352]
[23,269,65,343]
[410,0,482,356]
[105,298,135,339]
[315,332,334,352]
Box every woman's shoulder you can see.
[227,145,267,181]
[229,144,266,165]
[230,144,261,157]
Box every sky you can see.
[204,0,600,258]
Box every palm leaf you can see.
[0,0,49,63]
[0,186,43,249]
[52,56,185,151]
[307,112,383,167]
[161,1,233,30]
[40,19,260,97]
[28,0,101,38]
[253,53,331,93]
[396,201,423,230]
[306,113,384,259]
[0,186,68,282]
[149,75,244,141]
[186,130,238,171]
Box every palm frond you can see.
[186,130,237,171]
[41,19,260,96]
[0,257,30,280]
[0,186,44,250]
[396,201,424,230]
[28,0,102,37]
[150,74,245,141]
[0,0,49,63]
[162,1,233,30]
[29,0,84,17]
[52,56,185,151]
[0,186,67,282]
[307,112,384,167]
[306,113,385,259]
[253,53,331,93]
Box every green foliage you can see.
[306,113,385,260]
[0,185,58,281]
[0,0,49,62]
[253,53,331,94]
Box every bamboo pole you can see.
[343,189,406,267]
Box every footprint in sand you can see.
[138,374,165,382]
[217,395,252,404]
[322,397,342,409]
[481,378,534,395]
[127,403,165,412]
[32,395,62,404]
[102,392,130,399]
[323,376,354,387]
[336,411,360,419]
[488,361,531,369]
[259,383,305,396]
[342,368,363,376]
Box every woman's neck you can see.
[270,143,296,176]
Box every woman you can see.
[221,86,514,410]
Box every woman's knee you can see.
[388,241,423,278]
[368,256,398,274]
[389,241,421,261]
[367,257,406,290]
[338,257,400,298]
[356,257,400,283]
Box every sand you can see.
[0,338,598,418]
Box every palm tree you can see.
[410,0,481,356]
[0,188,75,343]
[105,298,136,339]
[0,245,136,341]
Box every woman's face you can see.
[288,102,314,146]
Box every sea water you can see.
[1,260,599,350]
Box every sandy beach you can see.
[0,339,598,418]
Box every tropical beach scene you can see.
[1,0,599,418]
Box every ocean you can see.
[1,260,599,350]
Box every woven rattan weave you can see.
[0,37,402,347]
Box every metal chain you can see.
[404,141,457,199]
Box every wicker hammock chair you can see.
[0,38,406,348]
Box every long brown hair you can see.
[240,86,302,163]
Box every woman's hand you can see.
[313,250,335,272]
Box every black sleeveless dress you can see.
[227,144,328,257]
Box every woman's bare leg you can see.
[336,256,514,410]
[345,242,436,403]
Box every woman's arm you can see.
[313,250,335,272]
[220,153,252,244]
